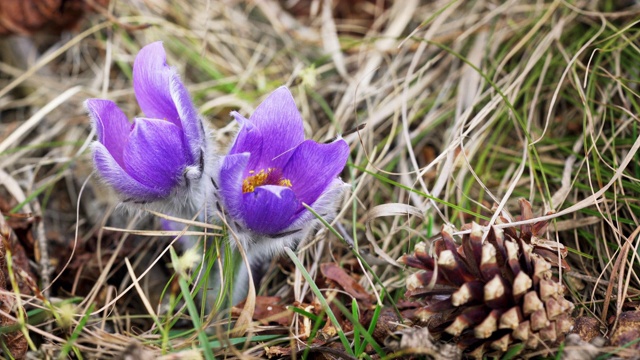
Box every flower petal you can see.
[122,118,191,194]
[92,142,164,200]
[283,138,349,206]
[289,178,347,228]
[170,71,201,162]
[229,112,265,173]
[242,185,299,235]
[86,99,131,165]
[246,86,305,170]
[133,42,180,127]
[219,153,250,218]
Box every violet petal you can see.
[92,142,164,200]
[122,118,190,194]
[219,153,250,218]
[229,112,264,173]
[289,178,346,228]
[246,86,305,170]
[282,138,349,206]
[86,99,131,166]
[169,72,201,162]
[133,42,181,127]
[242,185,299,234]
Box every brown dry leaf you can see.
[320,263,373,302]
[0,321,27,360]
[0,229,27,359]
[0,0,110,36]
[7,237,38,296]
[418,143,439,182]
[570,316,602,344]
[610,310,640,351]
[363,308,401,344]
[232,296,292,327]
[0,206,40,296]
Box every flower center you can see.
[242,168,292,193]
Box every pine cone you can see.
[399,199,574,358]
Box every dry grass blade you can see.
[230,229,256,338]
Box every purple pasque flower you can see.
[217,86,349,243]
[86,42,206,203]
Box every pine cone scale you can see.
[399,199,575,357]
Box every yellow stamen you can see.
[242,168,292,193]
[242,169,268,193]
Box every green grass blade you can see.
[58,303,94,360]
[170,247,215,360]
[284,247,355,357]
